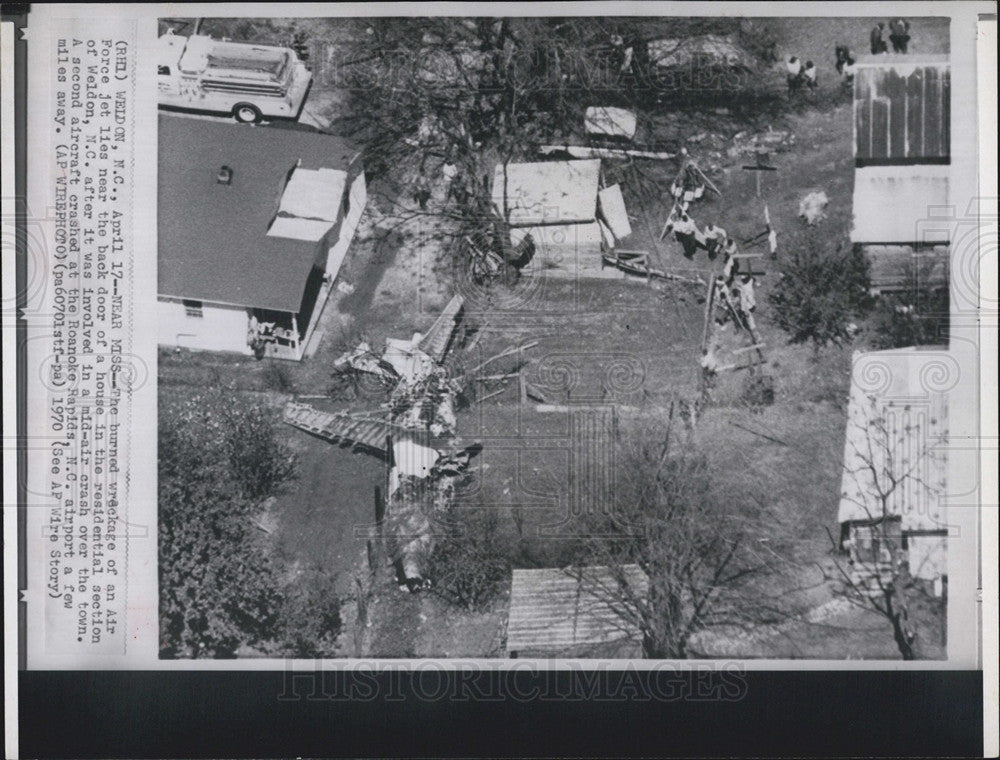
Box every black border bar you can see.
[19,669,983,758]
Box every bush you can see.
[426,503,511,611]
[159,388,300,658]
[278,567,344,658]
[869,289,949,349]
[769,237,872,350]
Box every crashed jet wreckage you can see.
[284,294,481,590]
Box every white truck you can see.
[157,33,312,123]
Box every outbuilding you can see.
[850,55,950,294]
[506,565,648,657]
[838,349,949,595]
[492,159,630,277]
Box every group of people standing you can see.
[871,18,911,54]
[786,18,913,96]
[666,211,756,326]
[785,56,819,93]
[665,210,736,263]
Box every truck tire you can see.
[233,104,262,124]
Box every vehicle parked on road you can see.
[157,32,311,123]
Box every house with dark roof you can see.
[850,55,950,295]
[158,115,366,359]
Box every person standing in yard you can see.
[835,45,851,74]
[703,222,727,260]
[413,174,431,210]
[786,56,804,93]
[671,212,700,260]
[889,18,911,53]
[870,22,888,54]
[739,274,757,315]
[722,237,740,283]
[803,61,818,90]
[837,46,857,87]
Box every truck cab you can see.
[157,32,312,123]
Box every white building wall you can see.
[325,171,368,279]
[157,297,252,355]
[851,164,950,244]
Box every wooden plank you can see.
[870,98,890,160]
[418,293,464,362]
[887,68,907,159]
[905,68,924,158]
[940,68,950,158]
[923,66,941,157]
[538,144,675,160]
[855,70,872,159]
[699,277,716,355]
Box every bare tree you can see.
[573,405,789,659]
[828,393,948,660]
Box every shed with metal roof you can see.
[492,159,621,278]
[506,565,648,657]
[850,56,950,292]
[838,349,949,588]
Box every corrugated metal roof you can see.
[853,58,949,164]
[851,164,949,244]
[838,350,948,535]
[493,160,601,226]
[158,115,360,311]
[506,565,648,654]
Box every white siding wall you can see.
[325,171,367,278]
[157,297,252,355]
[851,164,950,244]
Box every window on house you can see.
[158,65,171,76]
[183,299,204,318]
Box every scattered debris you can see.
[584,106,637,141]
[466,341,538,375]
[332,341,400,387]
[601,250,707,286]
[336,280,356,295]
[598,184,632,240]
[287,295,479,593]
[798,190,830,225]
[538,144,675,161]
[728,128,796,159]
[418,294,465,362]
[668,159,721,214]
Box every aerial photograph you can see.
[154,15,952,660]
